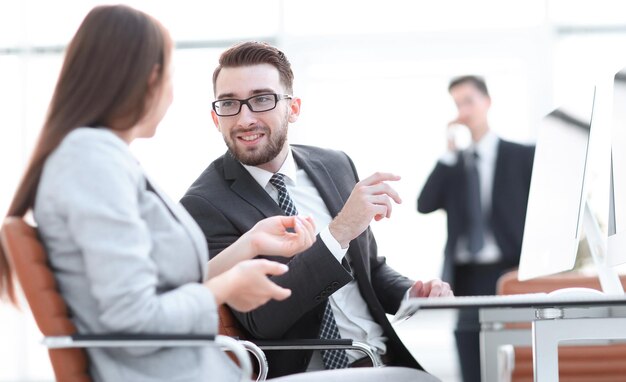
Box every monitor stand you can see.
[583,202,625,295]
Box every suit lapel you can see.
[223,151,284,218]
[491,139,505,213]
[291,146,346,217]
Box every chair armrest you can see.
[253,339,382,367]
[42,334,252,382]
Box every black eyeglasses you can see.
[212,93,292,117]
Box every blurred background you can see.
[2,0,626,380]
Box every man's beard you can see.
[224,122,288,166]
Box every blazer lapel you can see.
[223,151,284,218]
[291,146,346,217]
[491,138,504,215]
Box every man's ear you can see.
[288,97,301,123]
[211,110,221,131]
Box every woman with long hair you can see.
[0,5,439,382]
[0,5,317,381]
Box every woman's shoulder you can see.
[50,128,135,167]
[59,127,131,156]
[43,127,143,192]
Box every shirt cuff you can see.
[320,226,348,262]
[439,150,458,166]
[403,287,412,301]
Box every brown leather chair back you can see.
[218,304,248,339]
[0,217,91,382]
[496,270,604,295]
[219,303,258,371]
[496,270,626,382]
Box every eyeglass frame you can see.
[212,93,293,117]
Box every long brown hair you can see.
[0,5,172,304]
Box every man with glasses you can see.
[418,75,535,382]
[181,41,452,380]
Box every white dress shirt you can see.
[440,130,502,264]
[242,148,387,367]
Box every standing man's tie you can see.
[269,173,350,369]
[465,150,485,257]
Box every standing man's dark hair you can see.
[448,75,490,97]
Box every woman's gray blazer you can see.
[34,128,238,382]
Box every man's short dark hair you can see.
[448,75,489,97]
[213,41,294,95]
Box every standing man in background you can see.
[417,75,535,382]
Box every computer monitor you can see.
[518,82,624,294]
[608,69,626,266]
[517,88,595,281]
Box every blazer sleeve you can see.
[51,142,218,344]
[180,193,354,339]
[417,161,454,214]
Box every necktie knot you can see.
[269,173,298,216]
[269,173,288,191]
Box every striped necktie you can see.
[268,173,350,369]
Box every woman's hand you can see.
[246,215,316,258]
[206,259,292,312]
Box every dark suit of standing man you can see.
[181,42,452,380]
[418,76,534,382]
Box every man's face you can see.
[212,64,300,167]
[450,82,491,132]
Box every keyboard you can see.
[392,292,626,323]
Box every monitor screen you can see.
[518,88,595,281]
[608,69,626,266]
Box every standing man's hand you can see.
[446,118,461,152]
[329,172,402,248]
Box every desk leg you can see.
[532,316,626,382]
[532,320,560,382]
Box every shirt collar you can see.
[242,147,298,189]
[470,130,499,161]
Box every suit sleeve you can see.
[417,161,453,214]
[180,193,353,339]
[526,145,536,182]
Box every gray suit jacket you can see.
[34,128,238,382]
[181,145,422,378]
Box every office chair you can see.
[496,270,626,382]
[217,296,382,380]
[0,216,255,382]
